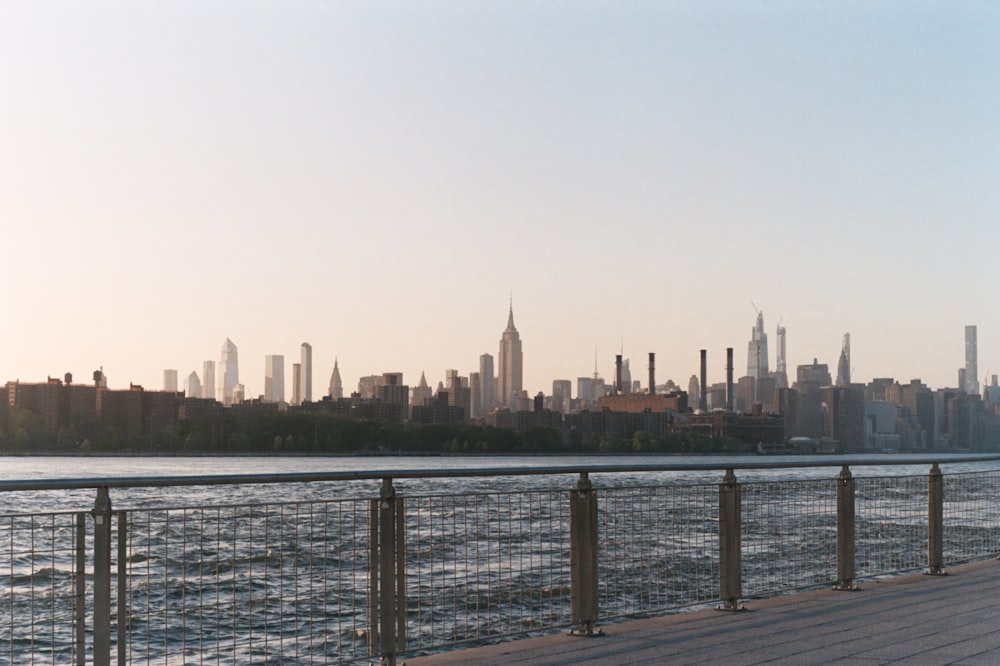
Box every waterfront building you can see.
[792,359,831,439]
[163,370,178,393]
[497,301,523,409]
[597,392,688,414]
[300,343,312,404]
[376,373,409,422]
[747,311,769,381]
[202,360,215,401]
[411,392,465,424]
[865,400,901,451]
[479,353,496,414]
[897,379,935,449]
[218,339,239,406]
[328,358,343,399]
[824,385,864,452]
[184,371,201,399]
[966,325,979,395]
[264,355,284,403]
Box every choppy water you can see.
[2,454,999,664]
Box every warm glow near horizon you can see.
[1,1,998,398]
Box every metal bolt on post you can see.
[717,468,744,611]
[570,472,601,636]
[834,465,858,591]
[926,463,946,576]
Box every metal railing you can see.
[3,456,1000,664]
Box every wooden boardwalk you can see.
[407,559,1000,665]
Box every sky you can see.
[1,1,998,400]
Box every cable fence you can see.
[3,458,1000,665]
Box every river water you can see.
[2,454,999,664]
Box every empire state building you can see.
[498,301,523,409]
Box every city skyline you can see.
[2,3,997,400]
[5,309,994,404]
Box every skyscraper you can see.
[218,338,239,406]
[291,363,301,405]
[202,360,215,401]
[775,324,788,388]
[184,371,201,398]
[965,325,979,395]
[552,379,571,413]
[328,358,343,399]
[497,301,523,409]
[479,353,495,414]
[747,311,769,380]
[300,342,312,404]
[163,369,178,393]
[264,355,284,403]
[836,333,851,387]
[411,371,433,409]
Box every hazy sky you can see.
[2,1,998,399]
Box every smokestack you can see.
[700,349,708,411]
[726,347,734,412]
[648,353,655,394]
[615,354,623,394]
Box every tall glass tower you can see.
[300,342,313,403]
[966,325,979,395]
[219,338,239,406]
[746,311,769,380]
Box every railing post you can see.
[927,463,945,575]
[372,477,401,666]
[834,465,857,590]
[570,471,599,635]
[718,468,742,610]
[117,511,128,665]
[92,487,112,666]
[74,512,86,666]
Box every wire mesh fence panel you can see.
[0,511,83,666]
[120,498,372,665]
[741,479,838,597]
[598,483,719,619]
[404,489,571,651]
[943,470,1000,563]
[855,475,927,578]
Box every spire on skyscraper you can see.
[328,357,343,399]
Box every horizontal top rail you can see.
[3,454,1000,493]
